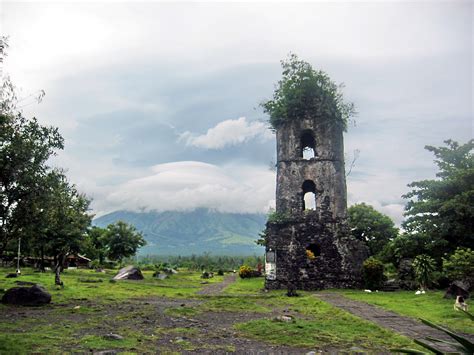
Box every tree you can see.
[0,38,64,255]
[348,203,398,256]
[261,53,355,130]
[104,221,146,263]
[83,226,108,265]
[403,139,474,260]
[29,170,92,284]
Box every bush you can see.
[217,269,224,276]
[362,257,385,290]
[239,265,254,279]
[261,53,355,130]
[412,254,436,290]
[443,247,474,284]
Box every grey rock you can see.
[112,265,144,280]
[1,285,51,306]
[273,315,293,322]
[103,333,124,340]
[444,280,470,299]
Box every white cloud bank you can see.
[180,117,273,149]
[99,161,276,215]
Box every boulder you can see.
[163,267,178,274]
[112,265,144,280]
[444,280,470,299]
[153,272,167,280]
[1,285,51,306]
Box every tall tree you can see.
[28,170,92,284]
[104,221,146,263]
[0,38,64,255]
[348,203,398,256]
[403,139,474,260]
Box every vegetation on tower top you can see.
[262,53,355,131]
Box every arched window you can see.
[300,130,315,160]
[302,180,316,210]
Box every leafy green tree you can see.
[104,221,146,263]
[83,226,108,265]
[0,38,64,256]
[443,247,474,284]
[348,203,398,256]
[380,232,429,266]
[412,254,436,290]
[29,170,92,284]
[403,139,474,260]
[262,53,355,130]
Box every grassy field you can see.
[0,267,435,353]
[339,289,474,335]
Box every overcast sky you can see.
[2,1,472,224]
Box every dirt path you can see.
[316,292,471,353]
[197,273,237,295]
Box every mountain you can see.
[93,209,267,256]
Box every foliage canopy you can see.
[443,247,474,284]
[348,203,398,257]
[402,139,474,259]
[262,53,355,130]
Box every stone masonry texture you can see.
[265,115,368,290]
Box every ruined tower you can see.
[264,115,368,290]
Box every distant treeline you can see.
[136,254,264,271]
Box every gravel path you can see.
[316,292,472,353]
[197,273,237,295]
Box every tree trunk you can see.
[54,254,65,286]
[40,246,45,272]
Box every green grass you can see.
[222,275,264,295]
[0,268,433,352]
[338,289,474,335]
[0,267,224,302]
[234,291,421,351]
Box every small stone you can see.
[103,333,123,340]
[273,315,293,322]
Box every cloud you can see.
[99,161,276,215]
[180,117,273,149]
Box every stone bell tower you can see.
[264,115,367,290]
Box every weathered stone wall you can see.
[275,117,347,219]
[266,114,368,290]
[265,214,367,290]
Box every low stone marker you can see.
[112,265,144,280]
[1,285,51,306]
